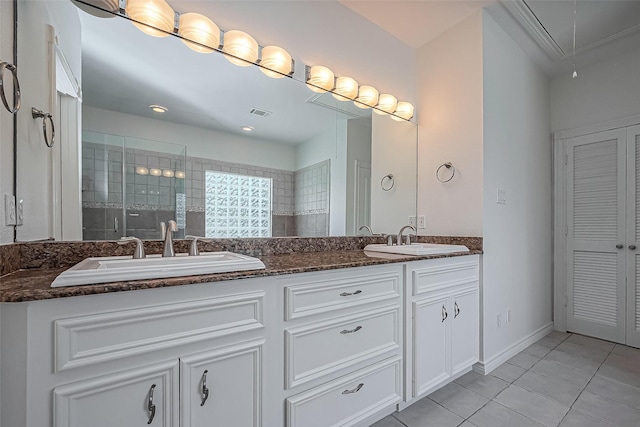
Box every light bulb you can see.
[162,169,174,178]
[391,101,414,121]
[373,94,397,115]
[260,46,293,78]
[125,0,175,38]
[175,171,185,179]
[135,166,149,175]
[354,85,379,109]
[332,76,358,101]
[306,66,334,93]
[178,13,220,53]
[222,30,259,66]
[149,168,162,176]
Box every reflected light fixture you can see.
[162,169,175,178]
[222,30,259,66]
[260,46,293,78]
[125,0,175,38]
[242,126,254,132]
[71,0,119,18]
[178,13,221,53]
[149,168,162,176]
[149,104,168,113]
[374,94,397,115]
[175,171,185,179]
[135,166,149,175]
[306,66,334,93]
[354,85,379,109]
[391,101,415,121]
[332,76,358,101]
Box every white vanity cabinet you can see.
[405,255,480,402]
[277,264,404,427]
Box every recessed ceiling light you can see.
[242,126,254,132]
[150,104,168,113]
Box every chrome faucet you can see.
[358,225,374,235]
[161,220,178,257]
[117,236,145,259]
[397,224,416,246]
[185,235,214,256]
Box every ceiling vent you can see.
[249,107,272,117]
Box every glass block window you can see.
[205,171,272,238]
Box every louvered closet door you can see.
[566,128,627,343]
[626,125,640,347]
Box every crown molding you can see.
[500,0,565,59]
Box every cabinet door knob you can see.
[616,244,624,249]
[442,305,448,322]
[454,302,460,318]
[342,383,364,395]
[147,384,156,425]
[339,290,362,297]
[340,325,362,334]
[200,370,210,407]
[630,245,637,250]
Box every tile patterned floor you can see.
[370,331,640,427]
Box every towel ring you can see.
[436,162,455,183]
[381,174,395,191]
[0,61,21,114]
[32,107,55,148]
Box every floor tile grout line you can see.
[555,337,617,427]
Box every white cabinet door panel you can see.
[450,289,478,376]
[412,295,450,397]
[54,360,179,427]
[180,341,263,427]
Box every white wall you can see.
[481,13,552,365]
[15,0,81,241]
[416,12,484,237]
[551,48,640,133]
[370,114,417,235]
[83,106,297,171]
[346,118,372,234]
[0,0,14,244]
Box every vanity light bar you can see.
[304,65,414,121]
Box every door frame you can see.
[554,113,640,333]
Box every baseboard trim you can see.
[473,322,554,375]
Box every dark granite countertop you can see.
[0,249,481,303]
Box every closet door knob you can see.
[629,245,637,250]
[616,244,624,249]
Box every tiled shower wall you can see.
[82,141,330,239]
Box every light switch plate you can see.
[497,188,507,205]
[408,216,416,227]
[418,215,426,229]
[4,194,16,226]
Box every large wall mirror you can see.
[15,0,417,242]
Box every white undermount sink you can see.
[364,243,470,256]
[51,251,266,288]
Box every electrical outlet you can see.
[408,216,416,227]
[418,215,426,229]
[497,188,507,205]
[16,199,23,226]
[4,194,16,226]
[497,313,502,327]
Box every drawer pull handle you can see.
[147,384,156,424]
[454,302,460,318]
[200,370,209,407]
[442,305,448,322]
[340,290,362,297]
[342,383,364,395]
[340,326,362,334]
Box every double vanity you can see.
[0,237,480,427]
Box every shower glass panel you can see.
[123,137,187,240]
[81,132,126,240]
[81,131,187,241]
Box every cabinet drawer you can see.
[412,256,479,296]
[285,306,400,389]
[283,266,401,320]
[54,360,179,427]
[54,292,264,372]
[286,356,402,427]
